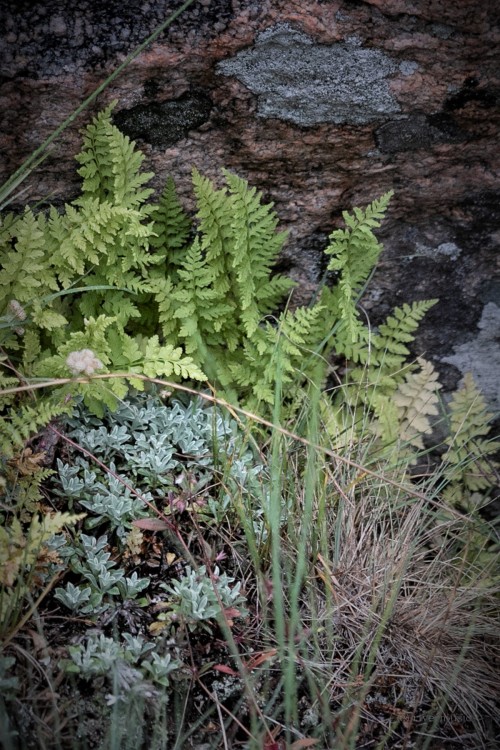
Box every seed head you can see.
[66,349,104,376]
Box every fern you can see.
[76,103,155,208]
[142,335,206,381]
[371,357,441,449]
[0,511,85,587]
[30,303,68,332]
[148,169,297,401]
[147,275,176,338]
[0,510,85,634]
[36,315,113,377]
[0,210,56,309]
[150,176,192,267]
[3,460,54,519]
[171,238,232,352]
[0,107,437,422]
[192,168,234,277]
[372,300,438,370]
[443,373,499,497]
[0,399,72,461]
[323,192,393,344]
[226,305,326,407]
[340,300,437,372]
[34,316,205,416]
[223,170,292,336]
[335,300,438,430]
[190,170,293,324]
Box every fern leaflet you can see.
[443,373,499,494]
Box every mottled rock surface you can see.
[1,0,499,408]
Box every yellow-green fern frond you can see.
[0,398,72,461]
[371,357,441,449]
[151,176,192,264]
[373,300,438,371]
[443,373,499,494]
[324,192,393,343]
[76,102,154,208]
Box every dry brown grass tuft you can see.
[265,450,500,747]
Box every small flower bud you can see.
[66,349,104,376]
[7,299,26,322]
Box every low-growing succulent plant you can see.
[54,533,150,615]
[57,393,267,536]
[155,564,248,633]
[50,393,263,623]
[63,631,181,696]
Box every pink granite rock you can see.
[1,0,499,406]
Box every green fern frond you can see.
[0,368,19,395]
[150,176,192,265]
[84,291,141,329]
[142,335,206,381]
[175,237,216,289]
[372,357,441,449]
[277,305,325,357]
[345,192,394,230]
[224,306,325,406]
[223,170,292,336]
[343,300,438,394]
[149,275,176,337]
[30,304,68,332]
[443,373,499,494]
[61,199,155,278]
[0,212,18,239]
[170,238,230,351]
[49,315,113,370]
[106,325,141,364]
[0,398,72,460]
[337,325,373,364]
[255,275,296,315]
[183,170,295,357]
[0,210,56,309]
[79,380,129,418]
[368,394,401,448]
[10,469,56,517]
[373,300,438,369]
[1,106,458,428]
[324,192,393,343]
[76,103,154,208]
[108,129,155,209]
[192,169,233,276]
[34,316,113,389]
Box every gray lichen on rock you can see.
[441,302,500,413]
[216,23,409,126]
[412,240,462,261]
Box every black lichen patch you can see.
[453,189,500,240]
[375,113,464,153]
[444,77,497,111]
[113,92,213,148]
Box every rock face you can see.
[1,0,499,411]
